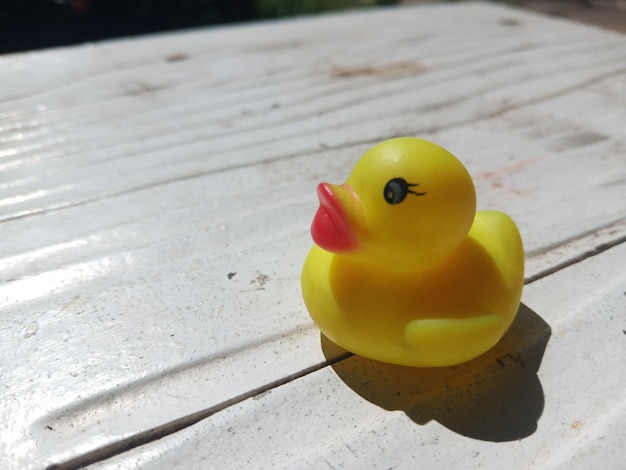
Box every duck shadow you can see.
[321,303,551,442]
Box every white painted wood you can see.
[94,241,626,470]
[0,2,625,468]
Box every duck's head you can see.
[311,137,476,271]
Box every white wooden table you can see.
[1,2,625,469]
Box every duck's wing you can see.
[403,315,504,367]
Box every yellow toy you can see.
[301,137,524,367]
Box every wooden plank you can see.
[2,5,626,239]
[93,241,626,469]
[1,2,625,468]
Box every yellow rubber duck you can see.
[301,137,524,367]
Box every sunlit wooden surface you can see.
[1,2,625,469]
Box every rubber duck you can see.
[301,137,524,367]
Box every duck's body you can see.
[301,138,524,367]
[303,210,523,367]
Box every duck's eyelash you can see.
[407,182,426,197]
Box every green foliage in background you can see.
[256,0,397,18]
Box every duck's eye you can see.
[383,177,409,205]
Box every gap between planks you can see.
[46,217,626,470]
[46,352,355,470]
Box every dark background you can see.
[0,0,256,53]
[0,1,623,55]
[0,0,395,54]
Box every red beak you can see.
[311,183,358,252]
